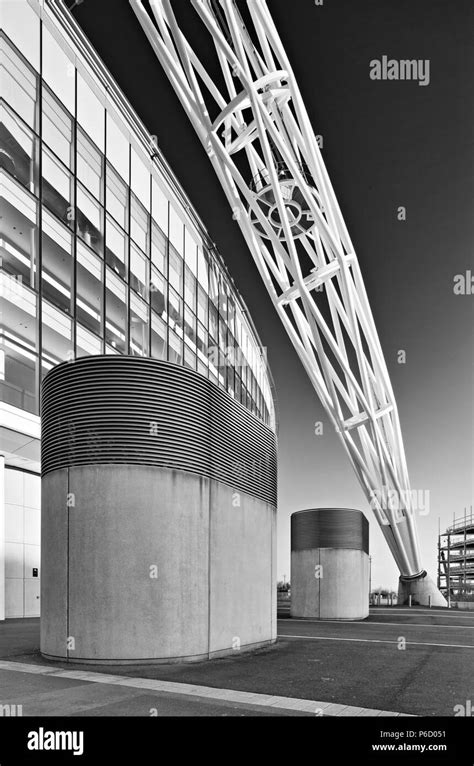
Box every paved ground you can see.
[1,606,473,716]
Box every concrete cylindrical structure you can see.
[40,356,277,663]
[291,508,369,620]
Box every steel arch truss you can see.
[131,0,423,577]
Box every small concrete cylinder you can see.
[290,508,369,620]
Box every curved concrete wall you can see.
[40,358,277,662]
[290,509,369,621]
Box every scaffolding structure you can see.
[438,507,474,604]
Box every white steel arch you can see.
[130,0,441,594]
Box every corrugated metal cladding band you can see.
[291,509,369,554]
[41,356,277,507]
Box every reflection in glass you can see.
[168,287,183,335]
[209,302,218,340]
[42,26,75,115]
[130,193,149,253]
[76,242,102,336]
[184,227,198,275]
[42,87,73,170]
[150,267,166,318]
[168,244,182,293]
[42,147,74,226]
[196,322,208,365]
[151,313,167,360]
[77,73,104,151]
[197,285,207,327]
[209,258,220,307]
[0,177,37,289]
[105,214,127,279]
[106,113,129,183]
[184,306,196,351]
[168,329,182,365]
[151,222,167,275]
[0,277,37,412]
[169,204,183,253]
[105,269,127,353]
[77,128,104,202]
[184,346,196,371]
[41,211,73,314]
[0,101,39,194]
[76,324,102,358]
[76,183,103,256]
[151,177,168,234]
[130,148,150,208]
[41,299,73,374]
[0,38,38,130]
[130,243,148,299]
[106,162,128,230]
[197,246,208,290]
[130,293,149,357]
[184,265,196,311]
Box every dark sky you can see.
[73,0,474,588]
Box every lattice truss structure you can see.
[131,0,423,577]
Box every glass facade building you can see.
[0,0,276,619]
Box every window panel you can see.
[0,101,39,194]
[168,329,182,365]
[197,245,208,290]
[196,322,208,366]
[76,324,102,358]
[106,112,129,182]
[209,302,218,340]
[105,214,127,280]
[227,292,236,335]
[130,148,150,208]
[0,176,38,290]
[169,204,183,253]
[130,293,149,357]
[41,299,73,373]
[168,287,183,335]
[76,242,103,336]
[76,183,104,256]
[168,245,183,294]
[151,178,168,234]
[42,27,75,114]
[184,265,196,311]
[235,373,242,404]
[150,267,166,318]
[151,313,167,360]
[130,193,149,253]
[105,269,127,353]
[184,227,198,275]
[151,222,167,275]
[0,277,37,412]
[2,2,40,72]
[184,306,196,350]
[106,163,128,230]
[42,87,73,170]
[209,258,220,307]
[197,285,207,327]
[77,128,104,202]
[130,243,148,299]
[0,38,38,130]
[42,147,73,226]
[77,73,105,151]
[41,211,73,315]
[184,346,196,371]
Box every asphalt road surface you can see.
[0,607,472,716]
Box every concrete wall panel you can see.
[40,468,68,658]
